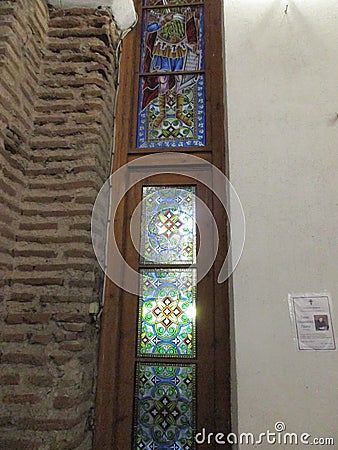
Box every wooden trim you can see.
[93,27,137,450]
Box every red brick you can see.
[40,294,90,304]
[22,209,92,218]
[28,374,53,387]
[0,333,26,342]
[29,179,100,190]
[22,194,73,203]
[14,277,64,286]
[13,249,58,258]
[53,395,81,409]
[64,248,93,257]
[3,393,41,404]
[5,312,52,324]
[16,263,92,272]
[7,292,35,302]
[0,373,20,385]
[16,415,84,431]
[0,439,41,450]
[49,17,83,29]
[3,167,24,185]
[49,353,72,366]
[54,331,78,343]
[59,341,85,352]
[71,279,95,288]
[39,90,74,100]
[29,334,51,345]
[62,323,86,332]
[1,353,46,366]
[79,353,93,364]
[19,222,58,230]
[0,179,16,197]
[24,166,66,176]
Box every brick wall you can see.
[0,2,120,448]
[0,0,48,308]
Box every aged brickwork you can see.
[0,1,120,448]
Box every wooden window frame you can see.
[94,1,231,449]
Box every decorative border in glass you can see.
[140,186,196,265]
[138,269,196,358]
[134,363,196,450]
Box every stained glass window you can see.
[137,3,206,148]
[134,363,196,450]
[138,269,196,357]
[140,186,196,265]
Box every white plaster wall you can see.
[225,0,338,447]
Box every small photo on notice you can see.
[314,315,329,331]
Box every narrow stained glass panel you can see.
[137,5,205,148]
[138,269,196,358]
[140,186,196,265]
[134,363,196,450]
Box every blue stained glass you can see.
[138,269,196,358]
[134,363,196,450]
[140,186,196,265]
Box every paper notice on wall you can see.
[289,293,336,351]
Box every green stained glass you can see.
[138,269,196,358]
[134,363,196,450]
[140,186,196,265]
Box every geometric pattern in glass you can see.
[140,186,196,265]
[134,363,196,450]
[137,76,206,149]
[137,4,205,148]
[138,269,196,358]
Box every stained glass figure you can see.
[135,363,196,450]
[138,269,196,357]
[140,186,196,265]
[137,5,205,148]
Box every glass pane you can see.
[137,74,206,149]
[137,5,205,149]
[138,269,196,358]
[134,363,196,449]
[140,6,204,73]
[140,186,196,265]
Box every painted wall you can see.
[225,0,338,447]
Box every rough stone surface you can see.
[47,0,137,31]
[0,0,119,448]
